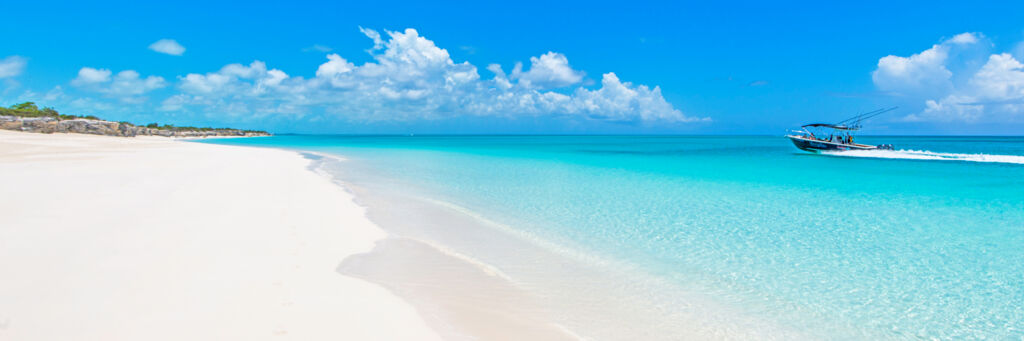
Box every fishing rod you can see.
[836,107,895,125]
[836,108,887,124]
[836,107,898,128]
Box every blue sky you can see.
[2,0,1024,134]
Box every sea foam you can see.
[824,149,1024,164]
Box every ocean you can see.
[203,135,1024,339]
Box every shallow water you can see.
[205,135,1024,339]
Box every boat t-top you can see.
[787,107,897,153]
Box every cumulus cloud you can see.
[179,61,289,94]
[180,61,296,104]
[573,73,702,122]
[911,53,1024,122]
[164,27,702,123]
[487,63,513,90]
[0,56,28,78]
[948,32,979,45]
[871,33,980,98]
[72,67,166,102]
[71,67,113,85]
[149,39,186,56]
[173,60,311,116]
[509,52,584,89]
[109,70,168,96]
[873,32,1024,122]
[315,54,354,78]
[968,53,1024,103]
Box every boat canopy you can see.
[798,107,899,131]
[801,123,856,130]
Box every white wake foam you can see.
[823,149,1024,165]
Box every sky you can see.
[2,0,1024,135]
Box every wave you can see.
[822,149,1024,164]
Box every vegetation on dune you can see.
[0,102,100,120]
[1,102,268,134]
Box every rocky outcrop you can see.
[0,115,270,138]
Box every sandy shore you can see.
[0,131,440,340]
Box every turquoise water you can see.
[206,135,1024,338]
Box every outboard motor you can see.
[878,144,895,150]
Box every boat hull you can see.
[787,136,876,153]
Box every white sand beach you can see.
[0,130,441,340]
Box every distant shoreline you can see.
[1,101,270,138]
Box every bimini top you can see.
[801,123,857,130]
[799,107,899,131]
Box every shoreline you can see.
[280,150,588,340]
[306,146,816,340]
[188,136,819,339]
[0,130,440,340]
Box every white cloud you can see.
[909,95,984,122]
[72,67,113,85]
[873,46,952,97]
[572,73,703,122]
[968,53,1024,102]
[148,39,186,55]
[315,54,354,78]
[179,60,292,96]
[72,67,166,102]
[158,27,702,123]
[0,56,27,78]
[871,33,981,98]
[110,70,167,95]
[359,27,385,51]
[149,39,186,56]
[872,32,1024,122]
[509,52,584,89]
[948,32,980,45]
[910,53,1024,122]
[487,63,513,90]
[173,60,310,117]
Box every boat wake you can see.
[823,149,1024,165]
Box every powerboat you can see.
[786,107,897,153]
